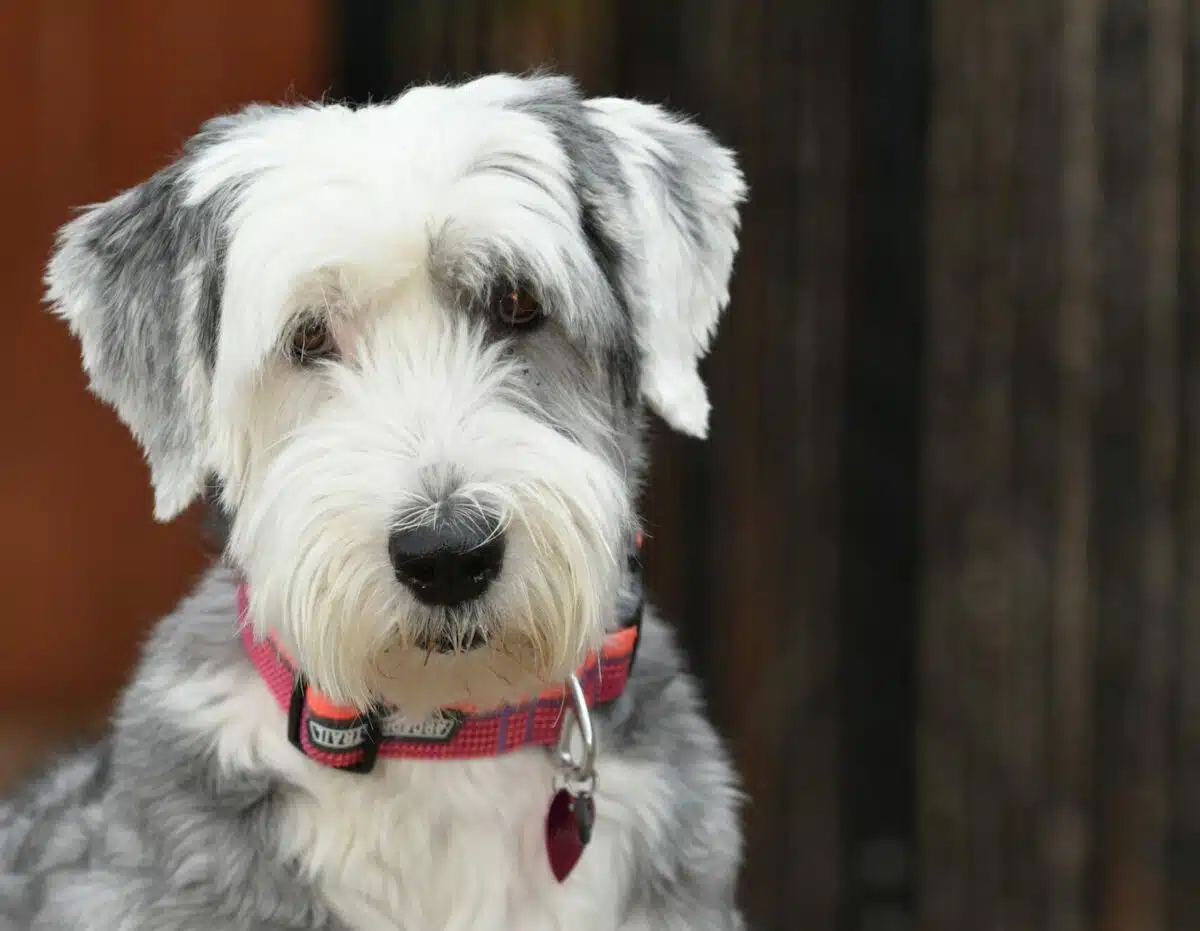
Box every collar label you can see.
[381,711,464,743]
[307,711,465,751]
[307,719,369,751]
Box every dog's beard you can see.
[226,388,629,714]
[366,491,624,717]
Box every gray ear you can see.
[583,97,745,438]
[45,123,241,521]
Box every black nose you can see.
[387,517,505,607]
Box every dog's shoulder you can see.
[602,607,724,749]
[598,609,746,926]
[0,568,338,930]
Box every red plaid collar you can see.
[239,537,644,773]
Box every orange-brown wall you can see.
[0,3,328,730]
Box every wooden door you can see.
[0,2,328,780]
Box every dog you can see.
[2,73,747,930]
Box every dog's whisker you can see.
[485,663,515,688]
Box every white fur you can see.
[583,99,744,438]
[174,83,641,712]
[177,84,738,708]
[153,635,670,931]
[223,296,627,712]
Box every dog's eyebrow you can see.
[431,242,547,309]
[468,158,557,200]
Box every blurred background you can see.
[2,2,1198,929]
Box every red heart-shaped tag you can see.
[545,788,595,882]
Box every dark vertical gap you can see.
[1090,0,1151,924]
[1008,10,1067,923]
[332,0,399,102]
[474,1,495,78]
[1168,1,1198,925]
[440,2,459,78]
[838,0,929,927]
[774,3,846,926]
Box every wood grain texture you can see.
[1169,6,1200,930]
[923,1,1199,929]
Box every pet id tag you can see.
[545,673,597,882]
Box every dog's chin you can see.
[412,628,490,655]
[365,638,580,719]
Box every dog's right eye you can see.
[289,318,338,364]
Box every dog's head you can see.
[46,74,744,715]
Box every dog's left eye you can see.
[495,287,543,328]
[289,318,337,364]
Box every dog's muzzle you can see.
[387,518,506,609]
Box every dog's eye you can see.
[289,318,337,363]
[495,287,543,328]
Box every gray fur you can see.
[43,109,264,518]
[47,173,209,509]
[0,578,332,930]
[0,571,741,930]
[511,75,743,438]
[506,77,643,410]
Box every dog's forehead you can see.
[186,77,579,208]
[187,77,626,404]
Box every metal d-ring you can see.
[555,674,597,789]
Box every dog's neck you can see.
[239,534,645,775]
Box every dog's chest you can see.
[275,752,637,931]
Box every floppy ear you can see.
[583,98,745,438]
[44,121,243,521]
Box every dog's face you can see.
[46,74,744,715]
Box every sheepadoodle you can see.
[2,73,748,931]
